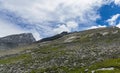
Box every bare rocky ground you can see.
[0,27,120,73]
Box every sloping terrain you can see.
[0,27,120,73]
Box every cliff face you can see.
[0,33,36,49]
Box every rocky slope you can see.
[0,33,36,50]
[39,31,68,42]
[0,27,120,73]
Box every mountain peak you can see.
[0,33,36,49]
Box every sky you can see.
[0,0,120,40]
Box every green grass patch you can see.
[0,54,31,64]
[87,58,120,73]
[95,69,120,73]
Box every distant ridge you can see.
[38,31,68,42]
[0,33,36,49]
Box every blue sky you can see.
[97,2,120,26]
[0,0,120,40]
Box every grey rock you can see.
[0,33,35,49]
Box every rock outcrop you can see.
[0,33,36,49]
[39,31,68,42]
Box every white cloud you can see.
[88,25,107,29]
[107,14,120,26]
[53,21,78,34]
[116,23,120,28]
[66,21,78,29]
[114,0,120,5]
[0,19,26,37]
[53,24,70,34]
[107,14,120,29]
[32,30,41,40]
[0,0,116,39]
[0,0,107,24]
[0,19,41,40]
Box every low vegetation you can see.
[0,27,120,73]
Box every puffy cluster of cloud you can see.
[116,23,120,28]
[114,0,120,5]
[0,0,120,40]
[106,0,120,28]
[53,21,78,34]
[107,14,120,26]
[88,25,107,29]
[107,14,120,28]
[0,0,104,23]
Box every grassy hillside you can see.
[0,27,120,73]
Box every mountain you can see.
[0,33,36,50]
[0,27,120,73]
[38,31,68,42]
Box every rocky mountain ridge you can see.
[0,33,36,49]
[0,27,120,73]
